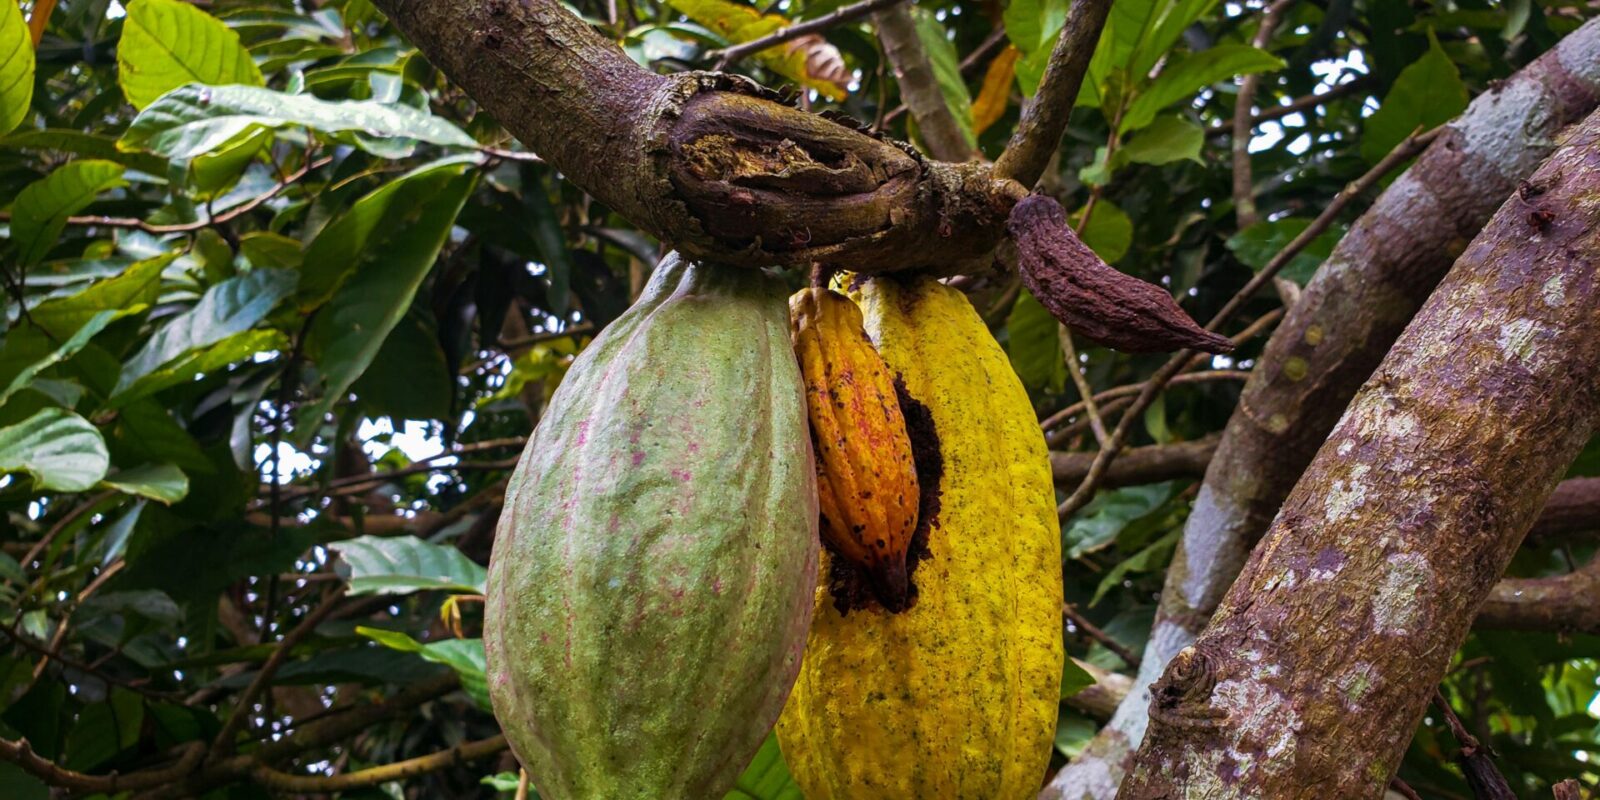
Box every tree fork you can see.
[1119,108,1600,800]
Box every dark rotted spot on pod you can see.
[1006,194,1234,354]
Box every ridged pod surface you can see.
[484,254,819,800]
[789,287,921,611]
[777,276,1064,799]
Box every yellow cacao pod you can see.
[789,286,922,612]
[777,275,1064,799]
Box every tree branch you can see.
[1476,557,1600,635]
[874,3,973,162]
[249,734,507,792]
[0,738,204,795]
[1206,74,1376,139]
[1051,438,1217,488]
[992,0,1113,187]
[710,0,903,69]
[211,586,348,758]
[1231,0,1295,230]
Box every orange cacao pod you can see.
[790,286,921,611]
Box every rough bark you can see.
[375,0,1022,274]
[993,0,1113,187]
[1476,557,1600,635]
[1117,108,1600,799]
[875,3,973,162]
[1043,20,1600,799]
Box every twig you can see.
[1433,689,1516,800]
[0,738,204,794]
[993,0,1113,186]
[1390,777,1425,800]
[1055,126,1439,519]
[516,768,531,800]
[1064,603,1141,668]
[210,586,349,759]
[711,0,904,69]
[1205,75,1376,138]
[249,734,507,792]
[1059,326,1109,447]
[1232,0,1296,230]
[21,490,115,571]
[876,3,973,162]
[1041,370,1253,433]
[31,559,124,681]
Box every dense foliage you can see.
[0,0,1596,796]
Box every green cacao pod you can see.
[777,275,1064,799]
[485,253,819,800]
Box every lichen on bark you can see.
[1118,108,1600,800]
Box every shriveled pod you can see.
[790,287,922,611]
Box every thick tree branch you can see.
[993,0,1113,187]
[1044,22,1600,798]
[374,0,1019,274]
[1526,476,1600,543]
[249,735,508,792]
[0,739,204,794]
[1051,439,1217,488]
[1476,558,1600,635]
[1120,107,1600,800]
[875,3,972,162]
[1066,660,1134,721]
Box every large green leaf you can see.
[111,329,289,407]
[357,628,489,709]
[1006,290,1067,394]
[1077,200,1133,264]
[912,8,976,148]
[29,252,176,339]
[0,408,110,492]
[1226,217,1346,286]
[1064,482,1180,559]
[725,734,803,800]
[121,84,479,161]
[101,464,189,504]
[7,160,128,266]
[301,169,477,431]
[1091,529,1179,605]
[0,0,34,135]
[1360,31,1468,162]
[1003,0,1068,55]
[115,268,297,395]
[116,0,265,109]
[0,129,169,174]
[351,309,453,421]
[1121,44,1284,132]
[1117,115,1205,167]
[331,535,489,596]
[0,310,121,410]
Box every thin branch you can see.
[875,3,973,162]
[0,738,204,794]
[1433,690,1516,800]
[1056,127,1439,519]
[1051,438,1217,488]
[21,490,115,571]
[1059,326,1109,447]
[993,0,1114,186]
[210,586,349,759]
[1232,0,1296,230]
[880,25,1009,127]
[1064,603,1141,668]
[249,735,508,792]
[711,0,905,69]
[1205,75,1376,138]
[1040,370,1253,433]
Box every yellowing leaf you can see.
[668,0,847,99]
[972,45,1020,136]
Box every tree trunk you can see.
[1043,20,1600,799]
[1117,107,1600,799]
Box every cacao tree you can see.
[1,0,1599,797]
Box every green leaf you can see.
[524,172,575,317]
[1226,217,1345,286]
[121,84,478,161]
[0,310,121,410]
[110,329,290,407]
[1061,658,1097,699]
[1360,31,1468,163]
[0,130,169,174]
[63,688,143,771]
[116,268,297,395]
[0,409,110,492]
[1122,44,1284,133]
[0,0,34,135]
[1091,528,1179,605]
[237,232,302,270]
[357,628,490,709]
[1077,200,1133,264]
[1006,291,1067,394]
[1003,0,1068,55]
[29,252,176,339]
[298,156,480,306]
[332,535,489,596]
[1064,482,1179,559]
[1117,115,1204,167]
[7,160,129,266]
[100,464,189,504]
[724,733,803,800]
[116,0,265,109]
[1054,711,1097,759]
[912,8,975,148]
[302,169,477,432]
[351,309,453,421]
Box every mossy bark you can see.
[1044,20,1600,799]
[1117,108,1600,800]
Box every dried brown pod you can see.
[1007,194,1234,354]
